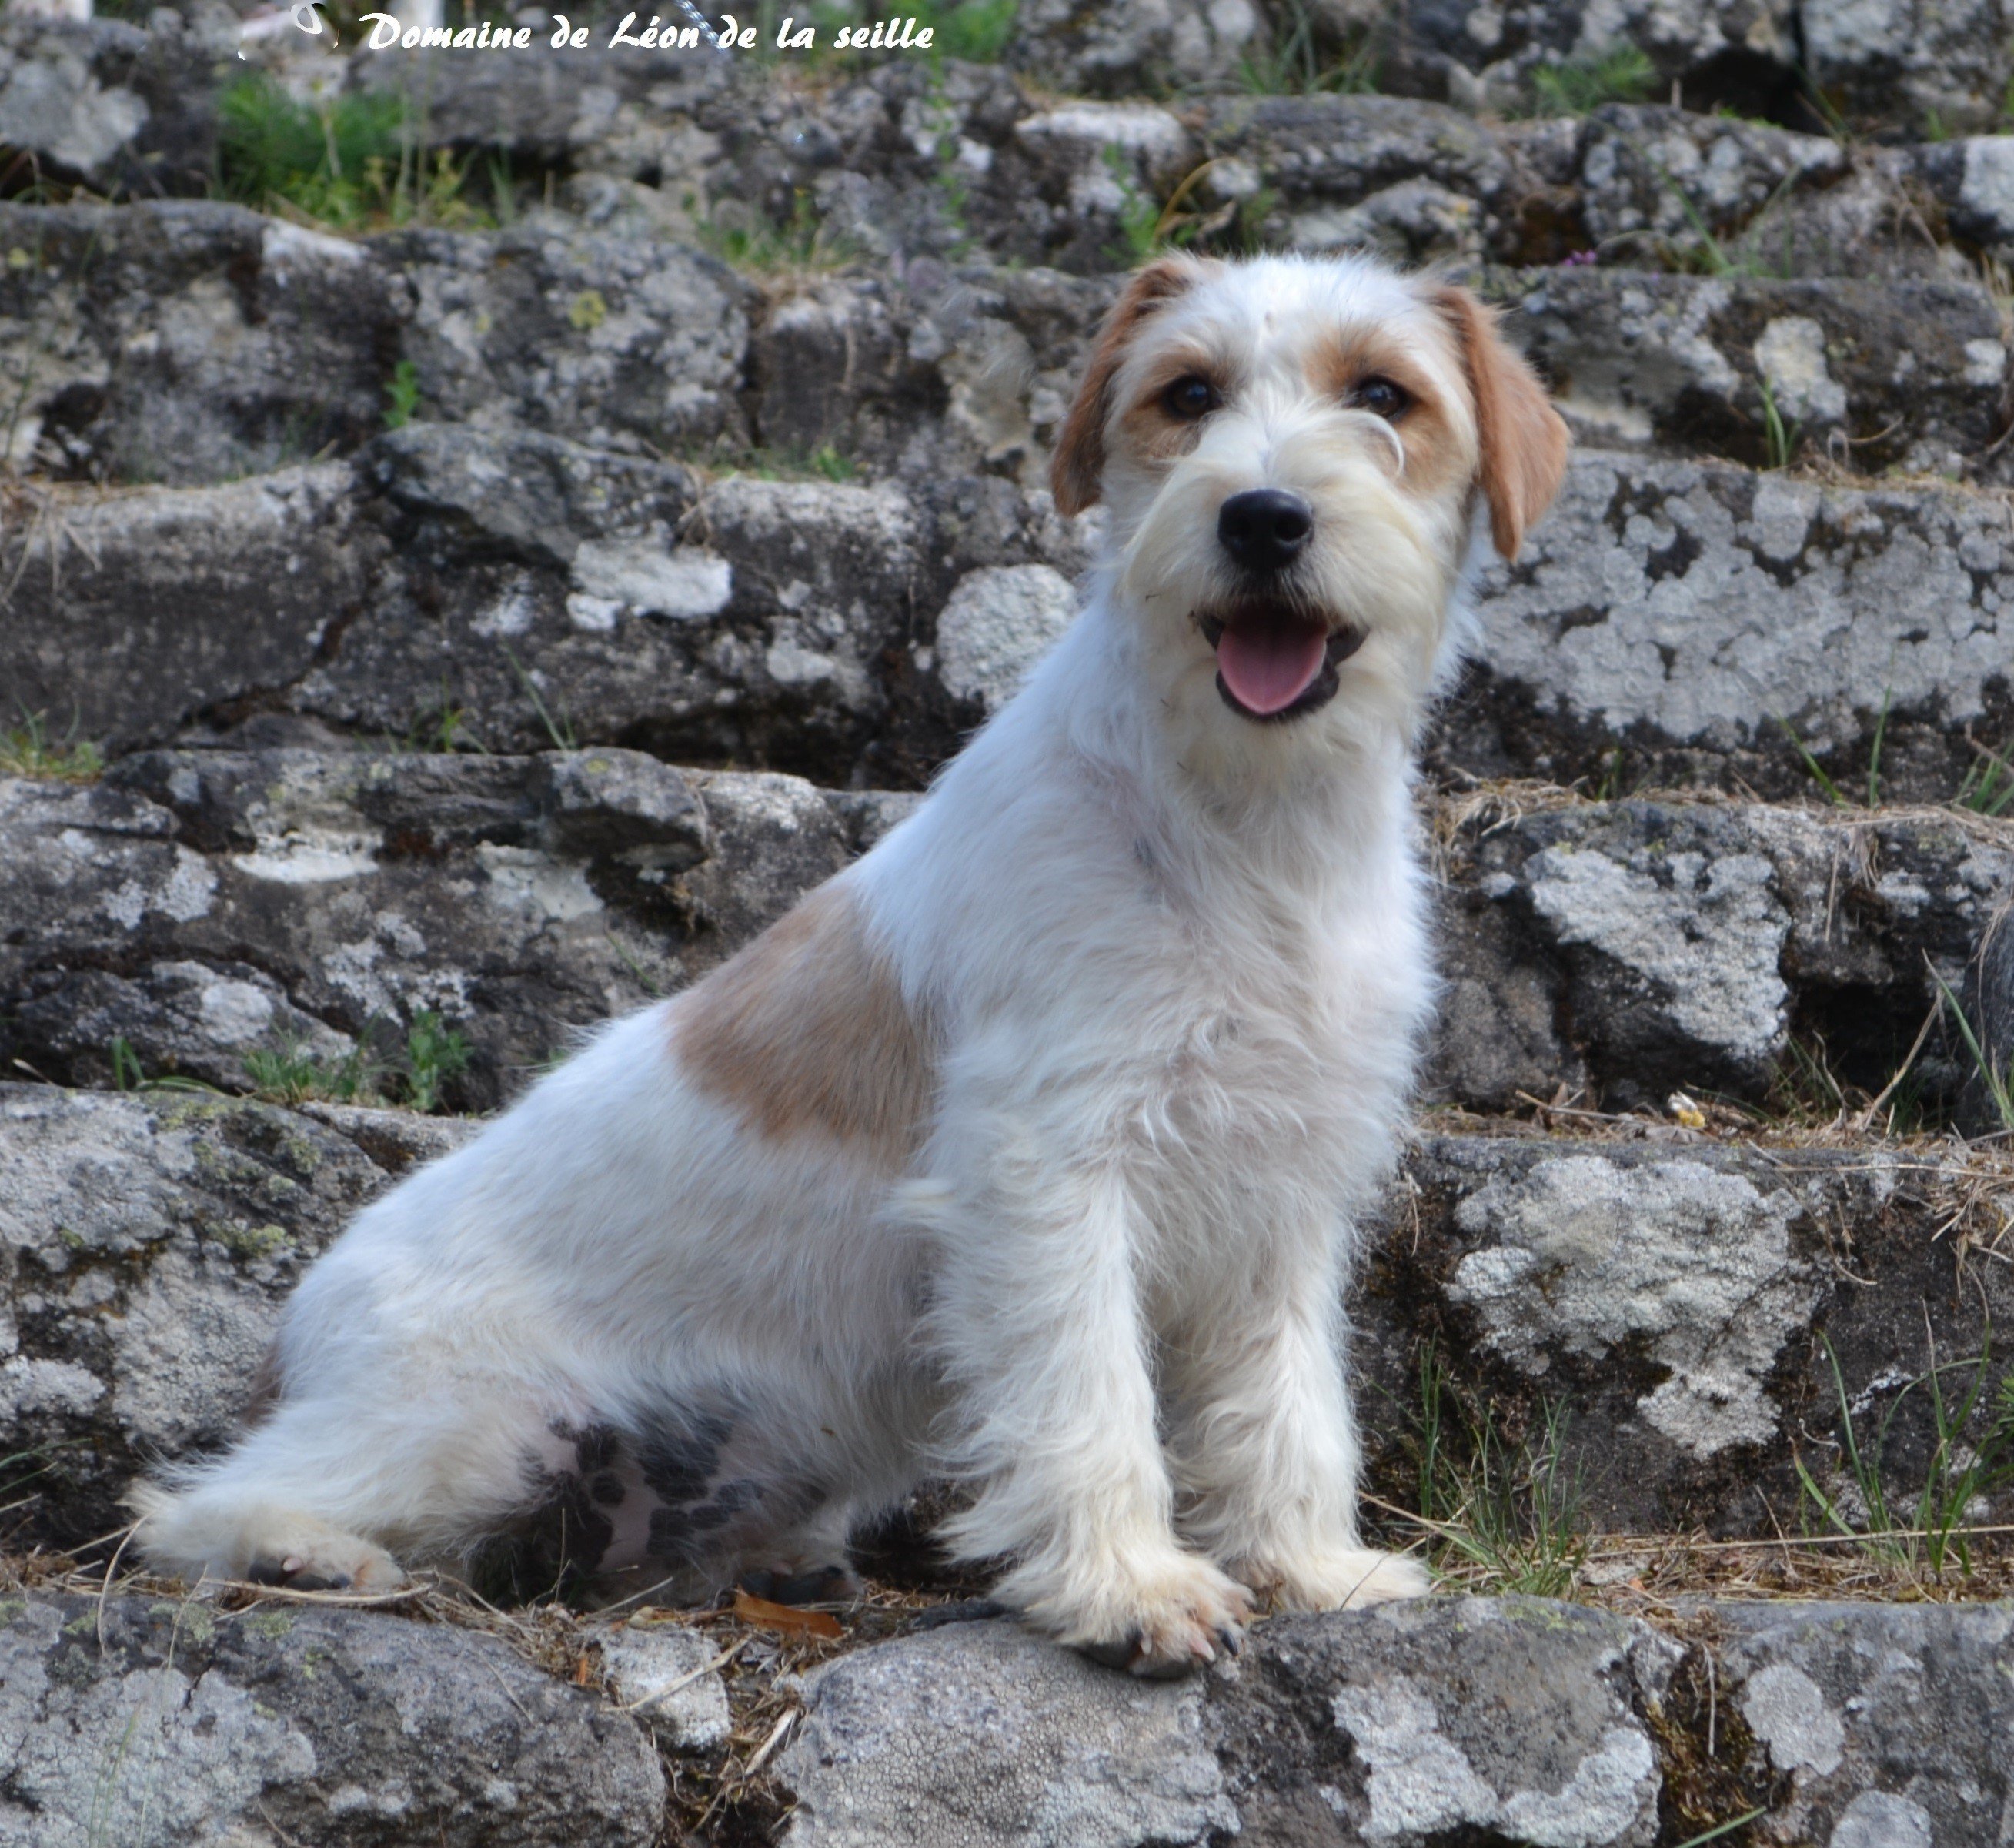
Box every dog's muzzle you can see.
[1199,605,1364,722]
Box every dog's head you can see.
[1053,253,1568,764]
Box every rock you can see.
[312,424,947,780]
[1445,451,2014,800]
[0,11,226,196]
[596,1622,733,1752]
[783,1599,1674,1848]
[0,1084,476,1543]
[1715,1601,2014,1843]
[0,749,878,1108]
[376,223,753,458]
[1507,269,2009,476]
[1801,0,2014,134]
[933,563,1079,710]
[781,1597,2014,1847]
[1573,102,1850,264]
[0,1591,663,1846]
[0,464,380,754]
[1201,92,1536,266]
[781,1616,1240,1848]
[1005,0,1265,95]
[0,201,408,483]
[1371,0,1799,115]
[1431,798,2014,1111]
[1355,1130,2014,1534]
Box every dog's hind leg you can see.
[131,1385,559,1592]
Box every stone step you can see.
[4,1081,2004,1546]
[783,1599,2014,1848]
[0,1590,666,1847]
[1430,794,2013,1121]
[7,742,2007,1120]
[10,185,2010,513]
[14,6,2014,291]
[1502,267,2010,478]
[5,431,2010,802]
[0,748,919,1110]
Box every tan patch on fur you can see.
[1308,326,1468,501]
[1052,255,1216,516]
[676,884,934,1163]
[1431,286,1571,558]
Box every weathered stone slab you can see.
[0,1591,663,1847]
[0,1084,473,1544]
[781,1598,2014,1848]
[0,201,407,483]
[0,464,379,754]
[1445,452,2014,800]
[1356,1130,2014,1536]
[0,12,225,196]
[1713,1600,2014,1846]
[0,749,904,1108]
[1,1075,1998,1549]
[1431,797,2014,1112]
[1508,269,2009,476]
[373,223,752,459]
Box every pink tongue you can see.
[1216,611,1330,716]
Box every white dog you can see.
[135,253,1567,1676]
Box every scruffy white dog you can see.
[135,253,1567,1676]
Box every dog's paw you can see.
[1038,1553,1253,1679]
[737,1561,860,1606]
[1231,1544,1429,1613]
[240,1525,409,1594]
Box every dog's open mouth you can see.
[1198,605,1366,722]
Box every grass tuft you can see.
[1797,1328,2014,1575]
[1410,1344,1589,1596]
[1529,44,1656,115]
[0,707,102,783]
[216,73,492,232]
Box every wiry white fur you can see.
[135,253,1525,1672]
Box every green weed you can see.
[1412,1345,1589,1596]
[1529,45,1656,115]
[1955,737,2014,816]
[690,187,857,275]
[243,1034,388,1108]
[382,359,421,431]
[1239,0,1380,95]
[0,707,103,783]
[1758,371,1801,469]
[402,1010,471,1112]
[502,644,579,751]
[216,73,489,232]
[1797,1329,2014,1574]
[1930,967,2014,1134]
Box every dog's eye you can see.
[1349,376,1410,419]
[1162,375,1221,421]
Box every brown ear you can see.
[1050,256,1209,516]
[1432,285,1570,560]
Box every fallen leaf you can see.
[732,1589,842,1639]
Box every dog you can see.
[134,252,1568,1676]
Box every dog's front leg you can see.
[928,1124,1250,1677]
[1167,1238,1428,1612]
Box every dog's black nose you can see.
[1217,490,1313,573]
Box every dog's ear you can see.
[1431,285,1570,560]
[1051,256,1207,516]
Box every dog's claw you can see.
[1217,1622,1244,1657]
[245,1556,352,1592]
[1078,1632,1142,1672]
